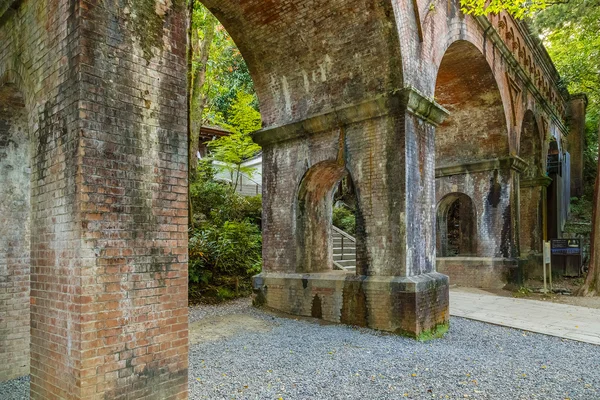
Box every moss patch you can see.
[396,322,449,341]
[127,0,185,61]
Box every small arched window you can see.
[436,193,477,257]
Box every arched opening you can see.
[1,0,411,396]
[332,176,358,273]
[0,81,30,381]
[296,161,358,273]
[435,40,509,166]
[547,139,561,240]
[437,193,477,257]
[434,40,512,258]
[520,111,542,178]
[519,111,544,254]
[433,41,517,288]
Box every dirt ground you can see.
[189,314,275,344]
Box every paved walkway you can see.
[450,288,600,346]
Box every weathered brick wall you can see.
[0,83,30,382]
[1,1,84,395]
[436,258,518,289]
[259,94,437,278]
[255,88,450,336]
[392,0,571,276]
[254,272,449,337]
[202,0,403,127]
[434,41,509,166]
[436,169,517,258]
[1,0,190,398]
[74,1,189,398]
[519,185,543,254]
[0,0,580,394]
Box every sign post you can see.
[543,241,552,294]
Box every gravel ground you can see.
[0,376,29,400]
[2,299,598,400]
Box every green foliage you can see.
[534,0,600,189]
[460,0,549,18]
[223,92,262,135]
[333,205,356,236]
[191,4,258,126]
[570,195,594,222]
[189,160,262,303]
[187,4,263,303]
[514,286,533,298]
[208,92,262,191]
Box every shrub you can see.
[188,160,262,303]
[333,205,356,235]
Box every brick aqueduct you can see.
[0,0,587,398]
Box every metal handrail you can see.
[332,225,356,271]
[332,225,356,242]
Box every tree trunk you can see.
[578,127,600,296]
[189,16,216,176]
[187,0,195,230]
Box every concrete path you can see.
[450,288,600,346]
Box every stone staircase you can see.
[332,225,356,273]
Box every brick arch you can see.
[519,110,544,178]
[436,192,478,257]
[200,0,404,127]
[0,69,33,112]
[434,39,510,165]
[295,160,352,273]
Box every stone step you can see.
[333,254,355,261]
[333,251,356,259]
[332,240,354,246]
[335,259,356,267]
[333,247,356,252]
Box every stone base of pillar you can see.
[519,253,546,280]
[437,257,521,289]
[252,271,449,340]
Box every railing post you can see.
[341,235,344,261]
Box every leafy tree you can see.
[208,92,262,193]
[582,132,600,296]
[460,0,549,18]
[532,0,600,295]
[534,0,600,155]
[188,2,258,175]
[189,1,217,175]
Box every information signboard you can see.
[551,239,581,255]
[550,238,582,276]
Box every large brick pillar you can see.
[568,94,588,198]
[519,177,552,254]
[28,1,190,399]
[253,88,451,338]
[0,83,30,382]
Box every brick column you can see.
[28,1,190,399]
[519,176,552,254]
[253,88,451,338]
[519,176,552,278]
[0,84,30,382]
